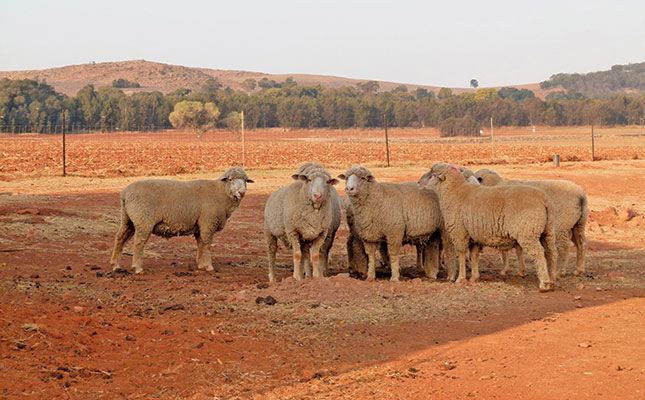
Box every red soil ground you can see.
[0,129,644,399]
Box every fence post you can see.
[241,110,245,168]
[490,116,495,163]
[384,114,390,167]
[62,110,66,176]
[591,124,595,161]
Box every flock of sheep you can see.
[109,162,588,292]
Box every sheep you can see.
[418,163,557,291]
[338,166,453,282]
[291,162,342,277]
[264,168,339,282]
[458,166,480,185]
[109,167,254,274]
[475,168,588,278]
[344,184,446,280]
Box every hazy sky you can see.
[2,0,644,87]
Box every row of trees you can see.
[1,77,644,136]
[541,62,645,98]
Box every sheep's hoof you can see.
[574,269,584,276]
[366,276,376,282]
[469,276,479,283]
[500,272,508,278]
[455,277,466,284]
[389,277,400,282]
[557,272,566,279]
[134,268,143,274]
[518,271,527,278]
[111,265,121,272]
[539,282,554,292]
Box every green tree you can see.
[241,78,257,92]
[223,111,243,138]
[437,87,453,100]
[168,100,220,141]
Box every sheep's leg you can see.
[363,242,379,281]
[440,230,458,281]
[572,224,587,276]
[423,237,441,280]
[350,235,368,278]
[520,239,553,292]
[515,246,527,277]
[302,243,312,278]
[555,238,570,279]
[387,241,402,282]
[310,237,325,278]
[195,238,204,269]
[416,245,424,272]
[266,233,278,282]
[542,232,558,283]
[110,223,134,271]
[131,227,152,274]
[320,231,335,276]
[469,245,482,282]
[456,251,468,284]
[500,250,511,277]
[287,232,304,281]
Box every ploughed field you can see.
[0,128,644,399]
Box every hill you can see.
[540,62,645,97]
[0,60,552,98]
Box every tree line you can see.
[541,62,645,98]
[1,76,644,136]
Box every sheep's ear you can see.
[328,178,339,186]
[291,174,300,180]
[366,175,375,182]
[437,173,446,182]
[246,178,254,183]
[220,177,229,182]
[298,174,308,181]
[337,174,347,180]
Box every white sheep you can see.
[292,162,342,277]
[109,167,254,274]
[338,166,453,282]
[264,168,339,282]
[344,183,447,280]
[475,168,588,278]
[458,166,480,185]
[418,163,557,291]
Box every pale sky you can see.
[1,0,644,88]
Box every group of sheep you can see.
[109,162,588,292]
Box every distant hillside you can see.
[0,59,544,98]
[0,60,452,97]
[541,62,645,97]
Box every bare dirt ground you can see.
[0,128,644,399]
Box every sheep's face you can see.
[474,169,503,186]
[298,172,338,208]
[338,167,374,197]
[417,163,459,190]
[220,167,254,201]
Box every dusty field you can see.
[0,129,644,399]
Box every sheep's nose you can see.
[313,193,322,201]
[238,191,245,198]
[345,186,354,193]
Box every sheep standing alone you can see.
[339,166,453,282]
[418,163,557,291]
[109,167,254,274]
[264,168,339,282]
[292,162,342,277]
[475,168,588,277]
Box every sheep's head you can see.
[458,166,475,180]
[417,163,462,190]
[296,170,338,208]
[219,167,254,201]
[295,162,325,176]
[337,166,374,197]
[474,169,503,186]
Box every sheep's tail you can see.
[119,192,132,227]
[541,198,558,281]
[571,193,588,274]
